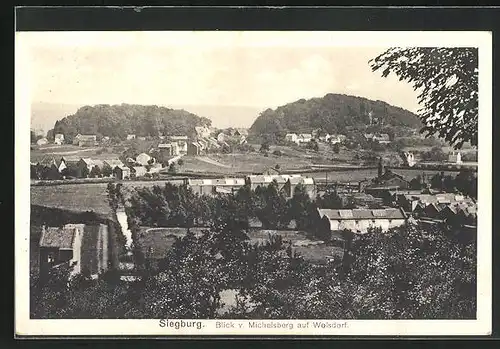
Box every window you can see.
[47,253,55,263]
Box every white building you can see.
[317,208,406,235]
[127,134,136,140]
[54,134,65,145]
[448,151,462,164]
[403,152,416,167]
[170,136,189,154]
[285,133,298,144]
[297,133,312,144]
[195,126,211,139]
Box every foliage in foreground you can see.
[370,47,478,149]
[31,222,476,320]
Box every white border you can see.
[15,31,492,336]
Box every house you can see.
[247,175,288,192]
[195,125,211,139]
[297,133,313,144]
[158,143,179,156]
[332,134,347,143]
[207,137,220,149]
[36,138,48,146]
[365,169,411,197]
[39,223,110,279]
[317,207,406,237]
[187,142,201,156]
[197,139,208,151]
[136,153,153,166]
[131,166,148,178]
[281,176,316,200]
[36,157,61,179]
[55,157,67,173]
[213,178,246,194]
[402,152,416,167]
[79,158,104,173]
[448,151,462,164]
[285,133,298,144]
[363,133,374,141]
[54,134,65,145]
[157,143,179,164]
[102,159,124,175]
[186,179,215,196]
[39,225,82,277]
[217,132,226,143]
[396,192,475,216]
[73,134,97,147]
[373,133,391,144]
[327,134,345,144]
[127,134,136,141]
[246,174,308,194]
[114,166,131,180]
[170,136,189,153]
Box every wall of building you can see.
[329,218,405,233]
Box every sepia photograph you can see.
[15,29,492,336]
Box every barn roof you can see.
[40,226,77,249]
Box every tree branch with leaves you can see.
[370,47,478,149]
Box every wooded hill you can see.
[51,104,212,143]
[249,93,422,136]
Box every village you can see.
[30,123,478,284]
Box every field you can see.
[30,180,186,215]
[31,183,113,215]
[31,144,121,162]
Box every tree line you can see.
[249,93,422,139]
[48,104,212,143]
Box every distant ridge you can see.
[249,93,422,136]
[31,102,264,133]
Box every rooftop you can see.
[318,208,405,220]
[40,226,77,249]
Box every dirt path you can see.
[197,156,231,168]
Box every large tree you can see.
[370,48,478,149]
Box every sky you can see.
[18,31,429,127]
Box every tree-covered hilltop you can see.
[249,93,422,136]
[50,104,212,143]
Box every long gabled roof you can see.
[318,208,405,221]
[40,226,77,249]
